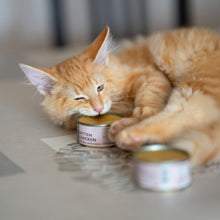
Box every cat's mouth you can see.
[76,109,105,117]
[93,108,109,116]
[74,102,112,116]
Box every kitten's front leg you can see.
[132,68,171,119]
[114,87,220,166]
[109,67,171,141]
[108,117,139,141]
[115,86,192,150]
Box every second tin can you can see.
[134,144,192,192]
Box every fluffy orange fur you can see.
[20,27,220,166]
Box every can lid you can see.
[77,113,122,127]
[134,144,190,163]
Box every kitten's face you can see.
[19,27,114,119]
[50,58,113,116]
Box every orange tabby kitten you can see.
[19,27,220,166]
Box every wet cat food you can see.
[77,113,122,147]
[134,144,192,191]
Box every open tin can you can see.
[134,144,192,192]
[77,113,122,148]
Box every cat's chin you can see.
[79,111,99,117]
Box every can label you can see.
[134,160,191,191]
[78,123,114,147]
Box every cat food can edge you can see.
[134,144,192,192]
[77,113,122,148]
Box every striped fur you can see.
[21,27,220,166]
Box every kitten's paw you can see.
[115,126,159,151]
[108,117,139,142]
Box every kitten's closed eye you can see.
[74,97,85,101]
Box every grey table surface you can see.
[1,50,220,220]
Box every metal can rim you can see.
[77,112,123,127]
[134,144,190,164]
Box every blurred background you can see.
[1,0,220,79]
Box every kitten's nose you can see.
[94,107,104,114]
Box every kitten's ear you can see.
[82,26,110,65]
[94,26,110,65]
[19,63,57,95]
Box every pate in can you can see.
[134,144,192,192]
[77,113,122,148]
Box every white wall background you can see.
[0,0,52,51]
[1,0,220,52]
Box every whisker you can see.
[112,102,129,105]
[23,82,33,86]
[111,96,135,101]
[32,89,39,97]
[110,106,122,110]
[20,79,33,85]
[111,105,129,110]
[112,101,128,103]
